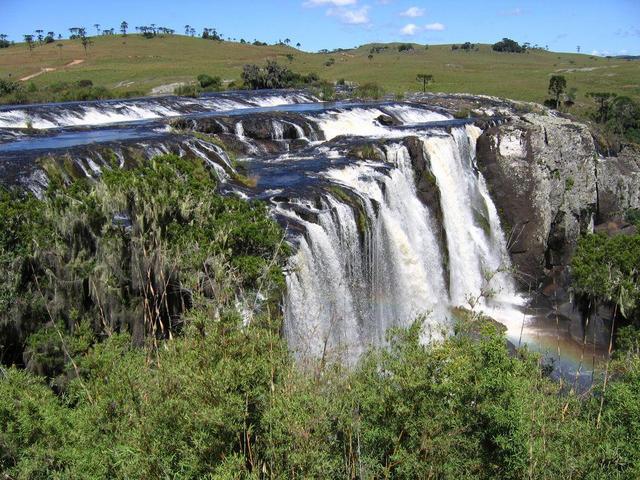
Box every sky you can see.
[1,0,639,55]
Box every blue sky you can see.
[1,0,639,55]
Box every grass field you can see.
[1,34,639,113]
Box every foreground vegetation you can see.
[1,154,640,478]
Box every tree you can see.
[608,96,640,138]
[492,37,526,53]
[587,92,617,123]
[296,42,301,48]
[368,54,373,61]
[24,34,35,52]
[184,24,191,35]
[80,32,92,55]
[120,21,128,36]
[416,73,434,92]
[35,29,44,44]
[94,23,100,36]
[548,75,567,109]
[284,38,291,45]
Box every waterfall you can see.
[283,143,450,363]
[283,123,522,361]
[421,126,523,332]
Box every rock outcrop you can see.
[597,145,640,221]
[473,110,640,289]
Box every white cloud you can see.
[400,6,425,17]
[424,22,445,31]
[401,23,419,35]
[304,0,357,6]
[500,7,524,16]
[328,6,371,24]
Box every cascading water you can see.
[0,90,318,129]
[281,108,522,361]
[282,145,450,363]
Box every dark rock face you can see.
[403,135,449,287]
[475,111,640,290]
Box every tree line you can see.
[2,20,301,51]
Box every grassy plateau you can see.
[1,34,639,113]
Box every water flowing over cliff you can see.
[6,90,628,368]
[276,118,519,362]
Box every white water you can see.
[310,106,449,141]
[0,91,318,129]
[284,143,451,363]
[284,121,524,361]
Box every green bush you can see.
[197,73,222,90]
[241,60,319,90]
[3,313,640,478]
[0,154,287,366]
[492,37,526,53]
[0,78,20,96]
[355,82,385,100]
[174,84,200,97]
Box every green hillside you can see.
[1,34,639,113]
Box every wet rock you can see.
[403,135,449,287]
[376,114,399,127]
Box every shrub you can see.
[318,81,335,100]
[75,79,93,88]
[398,43,414,52]
[492,37,526,53]
[0,78,19,96]
[174,84,200,97]
[197,74,222,90]
[355,82,385,100]
[241,61,318,90]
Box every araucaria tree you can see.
[587,92,617,123]
[548,75,567,109]
[120,21,128,36]
[23,34,35,52]
[416,73,434,92]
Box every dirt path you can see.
[20,59,85,81]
